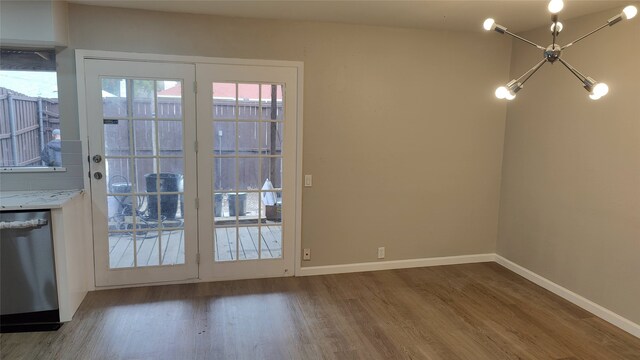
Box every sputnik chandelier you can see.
[484,0,637,100]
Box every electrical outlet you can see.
[378,247,385,259]
[303,248,311,261]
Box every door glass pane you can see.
[261,191,282,224]
[158,158,184,179]
[238,157,260,190]
[213,83,236,120]
[158,121,183,156]
[136,230,160,267]
[109,232,134,268]
[262,225,282,259]
[214,192,232,223]
[157,81,182,119]
[214,227,236,262]
[138,214,162,232]
[260,122,283,155]
[238,226,259,260]
[228,192,247,218]
[261,157,282,189]
[133,120,156,156]
[104,119,130,156]
[214,158,235,192]
[244,192,260,219]
[102,78,128,117]
[213,122,235,155]
[238,84,260,120]
[260,84,284,121]
[107,195,133,229]
[161,229,185,265]
[105,158,130,193]
[134,158,156,193]
[238,122,260,155]
[132,79,155,118]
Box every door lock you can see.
[92,155,103,163]
[93,172,103,180]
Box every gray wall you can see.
[498,8,640,324]
[6,4,512,267]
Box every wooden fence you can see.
[0,88,60,167]
[102,98,283,191]
[0,90,282,191]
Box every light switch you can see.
[305,174,312,187]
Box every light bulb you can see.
[548,0,564,14]
[593,83,609,97]
[550,22,563,33]
[505,92,516,101]
[495,86,508,99]
[483,18,496,31]
[623,5,638,20]
[589,94,602,100]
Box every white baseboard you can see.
[495,255,640,339]
[297,253,496,277]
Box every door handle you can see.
[92,155,103,163]
[93,172,103,180]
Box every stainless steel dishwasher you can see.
[0,210,61,332]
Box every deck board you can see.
[238,227,259,260]
[136,232,160,267]
[213,225,282,262]
[160,230,184,265]
[108,225,282,267]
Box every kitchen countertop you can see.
[0,190,84,210]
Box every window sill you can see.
[0,167,67,173]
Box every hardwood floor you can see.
[2,263,640,359]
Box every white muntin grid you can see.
[103,77,186,268]
[212,82,284,262]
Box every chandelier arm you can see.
[503,30,546,50]
[562,23,609,50]
[516,59,547,86]
[557,58,587,83]
[552,15,559,49]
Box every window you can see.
[0,49,61,168]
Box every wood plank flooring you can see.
[2,263,640,359]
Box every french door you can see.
[83,55,299,286]
[85,60,198,287]
[196,64,297,280]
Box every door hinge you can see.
[195,197,199,209]
[196,253,201,264]
[194,140,198,153]
[193,81,198,94]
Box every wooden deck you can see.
[109,230,185,268]
[215,226,282,261]
[108,225,282,268]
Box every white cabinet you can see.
[0,190,88,322]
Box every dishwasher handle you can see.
[0,218,49,230]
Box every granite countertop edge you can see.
[0,190,84,211]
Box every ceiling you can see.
[68,1,636,33]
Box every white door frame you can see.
[76,50,304,289]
